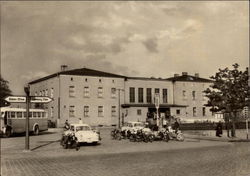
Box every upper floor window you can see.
[51,107,54,118]
[146,88,152,103]
[111,88,116,98]
[111,106,116,117]
[176,109,181,115]
[202,107,206,116]
[183,90,186,99]
[138,88,143,103]
[155,88,160,94]
[192,91,196,100]
[51,88,54,98]
[45,89,48,97]
[99,79,102,83]
[130,87,135,103]
[163,89,168,103]
[98,106,104,117]
[83,106,89,117]
[98,87,103,98]
[69,106,75,117]
[69,86,75,97]
[84,86,90,97]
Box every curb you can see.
[185,134,250,142]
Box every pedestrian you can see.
[64,120,70,130]
[79,118,83,124]
[173,118,180,133]
[215,121,223,137]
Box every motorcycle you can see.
[153,129,169,142]
[60,133,80,151]
[167,129,184,141]
[111,128,122,140]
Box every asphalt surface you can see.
[1,128,250,176]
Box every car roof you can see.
[70,123,90,127]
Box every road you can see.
[1,129,250,176]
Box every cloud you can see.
[142,37,159,53]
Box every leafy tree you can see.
[0,76,12,107]
[204,63,250,137]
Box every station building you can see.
[29,66,214,127]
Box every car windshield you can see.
[134,123,144,127]
[75,126,91,132]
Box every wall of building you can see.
[58,75,125,126]
[173,81,213,120]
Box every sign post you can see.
[5,93,52,151]
[155,93,160,128]
[24,86,30,151]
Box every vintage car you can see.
[121,121,151,133]
[64,123,101,144]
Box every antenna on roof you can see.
[61,65,68,71]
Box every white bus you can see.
[0,107,48,137]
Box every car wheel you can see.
[34,125,39,135]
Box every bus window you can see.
[23,112,27,117]
[37,112,41,118]
[41,112,45,118]
[10,112,16,118]
[29,112,32,118]
[17,112,22,118]
[33,112,37,118]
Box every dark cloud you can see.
[142,38,158,53]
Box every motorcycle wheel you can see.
[177,134,184,141]
[63,143,68,149]
[164,134,170,142]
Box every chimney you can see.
[182,72,188,76]
[61,65,68,71]
[195,73,199,77]
[174,74,179,77]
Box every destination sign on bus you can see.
[5,96,52,103]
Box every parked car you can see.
[121,121,151,134]
[64,124,101,144]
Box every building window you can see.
[69,106,75,117]
[130,87,135,103]
[98,106,104,117]
[84,106,89,117]
[138,88,143,103]
[111,88,116,98]
[137,109,142,116]
[69,86,75,97]
[193,107,197,117]
[99,79,102,83]
[192,91,196,100]
[146,88,152,103]
[40,91,42,96]
[84,86,90,97]
[163,89,168,103]
[112,80,115,83]
[45,89,48,96]
[202,107,206,116]
[51,88,54,98]
[111,106,116,117]
[85,78,88,82]
[176,109,180,115]
[50,107,54,118]
[155,88,160,94]
[183,90,186,99]
[71,77,73,81]
[98,87,103,98]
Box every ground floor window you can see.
[176,109,180,115]
[202,107,206,116]
[69,106,75,117]
[111,106,116,117]
[137,109,142,116]
[83,106,89,117]
[193,107,197,117]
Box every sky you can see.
[1,1,249,95]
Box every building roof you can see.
[125,77,168,82]
[166,75,213,83]
[29,67,126,84]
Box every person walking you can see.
[215,121,223,137]
[64,120,70,130]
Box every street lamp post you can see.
[24,85,30,151]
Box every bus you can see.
[0,107,48,137]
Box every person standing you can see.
[215,121,223,137]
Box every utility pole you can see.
[117,88,124,129]
[24,85,30,151]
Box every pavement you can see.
[1,128,250,176]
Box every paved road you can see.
[1,129,250,176]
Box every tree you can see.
[0,76,12,107]
[204,63,250,137]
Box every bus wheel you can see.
[4,128,12,138]
[34,125,39,135]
